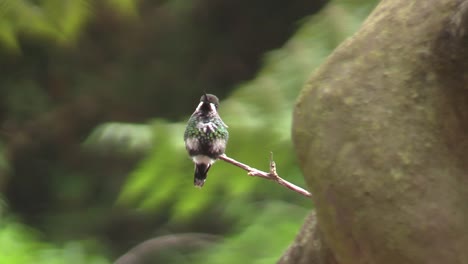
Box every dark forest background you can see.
[0,0,376,263]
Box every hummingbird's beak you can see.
[203,92,208,102]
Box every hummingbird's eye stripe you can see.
[209,103,217,112]
[195,101,205,111]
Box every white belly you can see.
[192,155,215,165]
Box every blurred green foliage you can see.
[193,201,308,264]
[84,0,377,262]
[0,0,378,263]
[110,0,377,216]
[0,213,109,264]
[0,0,136,51]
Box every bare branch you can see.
[218,153,312,198]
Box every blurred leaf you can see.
[193,201,309,264]
[84,122,154,154]
[0,0,138,49]
[49,0,93,43]
[106,0,138,17]
[0,21,19,51]
[0,219,110,264]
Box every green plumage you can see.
[184,116,228,142]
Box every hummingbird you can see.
[184,93,229,187]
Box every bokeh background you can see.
[0,0,377,263]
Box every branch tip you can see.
[219,153,312,198]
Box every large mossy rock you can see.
[290,0,468,263]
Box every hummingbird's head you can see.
[197,93,220,113]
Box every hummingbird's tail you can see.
[194,163,211,187]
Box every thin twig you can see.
[218,153,312,198]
